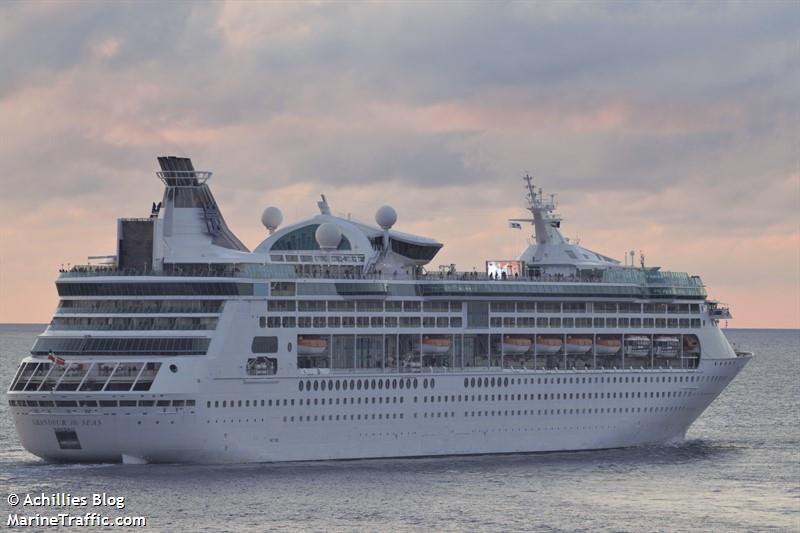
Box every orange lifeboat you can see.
[535,336,563,354]
[297,336,328,355]
[566,336,592,354]
[413,336,451,354]
[495,336,532,355]
[595,338,621,355]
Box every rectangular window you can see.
[297,317,311,328]
[251,336,278,354]
[403,301,421,312]
[549,317,561,328]
[371,317,384,328]
[562,317,574,328]
[385,301,403,312]
[537,302,561,313]
[385,316,398,328]
[313,317,326,328]
[655,318,667,328]
[630,317,642,328]
[328,316,341,328]
[282,317,296,328]
[450,317,462,328]
[268,300,296,312]
[356,317,369,328]
[328,301,355,312]
[342,317,355,328]
[593,317,604,328]
[424,301,450,312]
[606,318,617,328]
[436,317,449,328]
[357,300,383,312]
[298,300,326,312]
[259,316,266,328]
[517,301,536,313]
[466,302,489,329]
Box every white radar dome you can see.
[261,207,283,233]
[375,205,397,230]
[315,222,342,250]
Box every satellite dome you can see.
[315,222,342,250]
[261,207,283,233]
[375,205,397,230]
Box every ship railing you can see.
[57,264,703,289]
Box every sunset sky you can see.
[0,2,798,328]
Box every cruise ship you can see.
[7,157,751,464]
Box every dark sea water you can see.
[0,325,797,532]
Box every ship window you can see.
[272,224,351,251]
[251,336,278,354]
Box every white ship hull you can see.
[10,356,750,464]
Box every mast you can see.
[510,173,565,245]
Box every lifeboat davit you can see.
[413,336,451,354]
[494,336,532,355]
[297,336,328,355]
[595,338,622,355]
[535,337,563,354]
[566,337,592,354]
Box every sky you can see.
[0,1,798,328]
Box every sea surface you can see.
[0,325,797,532]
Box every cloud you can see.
[0,1,798,326]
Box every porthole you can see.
[349,379,355,390]
[424,379,429,389]
[413,378,418,389]
[503,378,508,387]
[392,379,397,389]
[471,377,476,387]
[399,379,405,389]
[371,379,376,390]
[288,342,293,352]
[313,381,319,391]
[491,377,496,387]
[430,378,435,389]
[357,380,362,391]
[169,364,178,373]
[298,381,304,391]
[321,380,327,391]
[464,378,469,388]
[336,380,341,391]
[378,379,384,390]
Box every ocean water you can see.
[0,325,797,532]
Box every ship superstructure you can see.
[7,157,750,463]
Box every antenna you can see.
[317,194,331,215]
